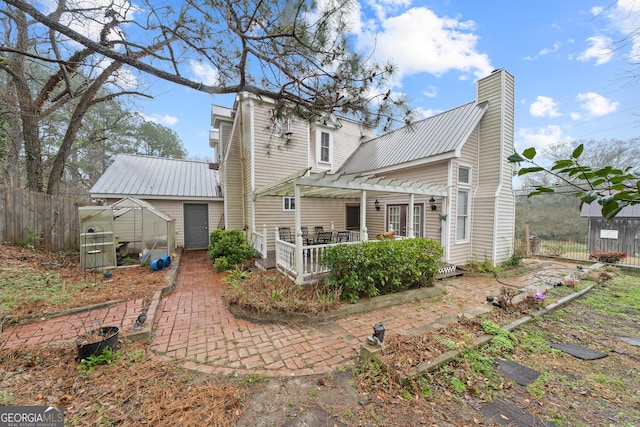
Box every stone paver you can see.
[1,251,578,378]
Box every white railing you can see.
[250,224,268,259]
[275,238,297,280]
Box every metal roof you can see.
[254,168,448,199]
[339,101,488,174]
[90,155,221,199]
[581,202,640,218]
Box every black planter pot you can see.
[76,326,120,360]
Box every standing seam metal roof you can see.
[89,155,221,198]
[338,101,488,174]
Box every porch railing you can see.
[250,225,268,259]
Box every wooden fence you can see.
[0,186,88,251]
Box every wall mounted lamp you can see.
[429,196,437,211]
[374,199,380,211]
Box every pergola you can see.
[254,168,449,284]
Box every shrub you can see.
[322,238,444,302]
[589,250,626,263]
[208,229,257,271]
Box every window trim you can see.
[316,129,333,166]
[455,189,470,243]
[282,196,295,212]
[457,165,471,185]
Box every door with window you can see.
[387,204,423,237]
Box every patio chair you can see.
[315,231,333,244]
[278,227,294,243]
[314,226,325,235]
[336,231,351,243]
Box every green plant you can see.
[127,349,146,362]
[241,373,267,387]
[78,347,122,374]
[214,256,230,273]
[322,238,444,302]
[208,229,258,270]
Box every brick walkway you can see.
[1,250,578,377]
[150,251,577,377]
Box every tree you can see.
[509,141,640,220]
[2,0,412,195]
[132,119,186,158]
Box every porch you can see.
[250,169,450,284]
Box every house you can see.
[581,203,640,257]
[210,69,516,282]
[89,155,223,250]
[91,70,516,281]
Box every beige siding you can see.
[224,109,245,229]
[311,119,373,173]
[365,163,449,244]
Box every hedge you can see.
[322,238,444,302]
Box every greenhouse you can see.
[79,197,176,269]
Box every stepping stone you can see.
[617,336,640,346]
[283,408,346,427]
[496,358,541,386]
[481,399,556,426]
[550,342,607,360]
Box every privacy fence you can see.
[524,235,640,268]
[0,186,87,251]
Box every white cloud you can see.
[576,92,619,116]
[529,96,561,118]
[189,61,220,86]
[356,7,493,84]
[539,41,562,56]
[603,0,640,62]
[516,125,572,153]
[577,35,614,65]
[423,85,437,98]
[141,113,179,126]
[413,107,442,119]
[570,112,582,120]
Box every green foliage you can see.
[322,238,444,302]
[509,143,640,220]
[78,347,122,374]
[588,250,626,263]
[208,229,257,272]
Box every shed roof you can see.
[338,101,488,174]
[111,197,175,221]
[90,155,221,199]
[581,202,640,218]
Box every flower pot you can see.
[76,326,120,360]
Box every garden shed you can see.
[79,197,176,269]
[581,202,640,257]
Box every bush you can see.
[322,238,444,302]
[208,229,257,271]
[589,250,626,263]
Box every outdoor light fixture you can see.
[429,196,437,211]
[284,131,293,141]
[375,200,380,211]
[373,322,385,343]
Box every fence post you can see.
[262,224,268,259]
[525,224,531,256]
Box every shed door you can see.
[184,203,209,249]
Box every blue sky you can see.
[131,1,640,162]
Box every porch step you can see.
[437,264,463,279]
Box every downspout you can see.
[239,100,247,230]
[250,99,256,232]
[471,121,481,261]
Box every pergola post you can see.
[360,190,368,241]
[408,194,415,238]
[294,183,303,284]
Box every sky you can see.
[128,1,640,163]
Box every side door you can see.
[183,203,209,249]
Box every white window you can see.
[456,190,469,241]
[458,166,470,184]
[283,196,295,211]
[316,130,333,165]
